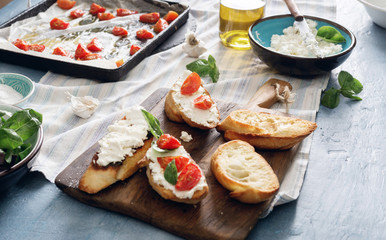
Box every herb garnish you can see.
[321,71,363,109]
[186,55,220,83]
[164,159,178,185]
[317,26,346,43]
[141,109,163,139]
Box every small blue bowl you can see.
[248,14,356,75]
[0,73,35,105]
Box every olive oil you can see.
[219,0,265,50]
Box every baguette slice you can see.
[78,137,153,194]
[217,110,317,150]
[165,70,220,129]
[211,140,279,204]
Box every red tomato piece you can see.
[193,95,213,110]
[112,26,128,36]
[52,47,72,57]
[115,59,124,67]
[80,53,102,61]
[139,12,160,24]
[87,37,103,52]
[89,3,105,15]
[157,134,181,150]
[130,44,141,56]
[164,11,179,23]
[75,43,91,60]
[136,29,154,40]
[98,12,115,21]
[29,44,45,52]
[157,156,190,172]
[50,17,69,30]
[180,72,201,95]
[70,9,85,19]
[175,163,202,191]
[57,0,76,10]
[116,8,138,16]
[12,39,30,51]
[154,18,168,33]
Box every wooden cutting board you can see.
[55,79,299,240]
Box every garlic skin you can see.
[66,92,100,119]
[182,31,207,58]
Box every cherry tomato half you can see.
[164,11,179,23]
[115,59,124,67]
[116,8,138,16]
[98,12,115,21]
[157,134,181,150]
[112,26,128,36]
[193,95,213,110]
[175,163,202,191]
[130,44,141,56]
[29,44,45,52]
[50,17,69,30]
[139,12,160,24]
[57,0,76,10]
[70,9,85,19]
[180,72,201,95]
[87,37,103,52]
[154,18,168,33]
[136,29,154,40]
[52,47,72,57]
[89,3,105,15]
[75,43,91,60]
[157,156,190,172]
[12,39,30,51]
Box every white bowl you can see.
[0,73,35,105]
[358,0,386,28]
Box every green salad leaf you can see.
[141,109,163,139]
[321,71,363,109]
[186,55,220,83]
[317,26,346,43]
[164,159,178,185]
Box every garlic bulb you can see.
[182,31,207,58]
[66,92,99,119]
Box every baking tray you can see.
[0,0,189,82]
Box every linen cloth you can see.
[22,0,336,217]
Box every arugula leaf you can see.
[141,109,163,139]
[186,55,220,83]
[164,159,178,185]
[317,26,346,43]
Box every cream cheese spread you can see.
[180,131,193,142]
[146,146,207,199]
[96,105,149,167]
[172,70,219,128]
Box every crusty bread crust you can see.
[217,110,317,150]
[211,140,279,204]
[164,82,220,130]
[78,137,153,194]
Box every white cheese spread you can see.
[182,31,207,58]
[96,105,149,167]
[67,92,99,119]
[146,146,207,199]
[180,131,193,142]
[172,70,220,128]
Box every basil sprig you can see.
[186,55,220,83]
[164,159,178,185]
[141,109,163,139]
[321,71,363,109]
[317,26,346,43]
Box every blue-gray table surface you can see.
[1,0,385,239]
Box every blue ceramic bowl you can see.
[0,105,43,192]
[0,73,35,105]
[248,14,356,75]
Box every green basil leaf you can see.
[28,109,43,123]
[186,59,210,77]
[164,159,178,185]
[18,143,32,160]
[317,26,346,43]
[208,55,220,83]
[141,109,163,139]
[0,128,23,149]
[338,71,363,95]
[341,90,362,100]
[151,141,170,153]
[321,88,341,108]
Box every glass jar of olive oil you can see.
[219,0,265,50]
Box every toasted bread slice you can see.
[211,140,279,204]
[78,138,153,194]
[164,70,220,129]
[217,110,317,150]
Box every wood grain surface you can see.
[55,84,299,240]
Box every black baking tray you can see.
[0,0,189,82]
